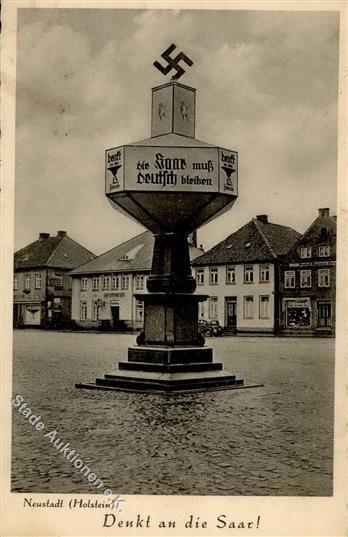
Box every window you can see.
[121,275,129,290]
[92,302,100,321]
[319,245,330,257]
[243,296,254,318]
[318,268,330,288]
[135,275,144,290]
[34,273,41,289]
[14,275,18,290]
[259,265,270,283]
[259,296,270,319]
[25,274,31,290]
[209,297,218,318]
[102,275,110,290]
[226,266,236,284]
[209,268,218,285]
[92,276,100,291]
[196,268,205,285]
[284,270,295,288]
[111,275,120,290]
[300,247,312,259]
[198,302,205,318]
[244,266,254,283]
[300,270,312,288]
[81,278,88,291]
[80,302,87,321]
[135,300,144,322]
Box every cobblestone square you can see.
[11,330,334,496]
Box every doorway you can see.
[317,301,331,327]
[111,304,120,328]
[225,297,237,329]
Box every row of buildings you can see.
[13,208,336,336]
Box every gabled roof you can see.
[14,234,96,271]
[70,230,204,276]
[192,218,301,266]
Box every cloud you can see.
[14,8,339,254]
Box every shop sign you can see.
[104,292,125,298]
[289,261,335,268]
[283,297,311,310]
[105,146,238,196]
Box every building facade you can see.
[14,231,95,328]
[70,231,203,330]
[192,215,301,334]
[279,208,336,336]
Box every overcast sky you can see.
[15,8,339,255]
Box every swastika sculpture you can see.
[153,44,193,81]
[76,51,261,393]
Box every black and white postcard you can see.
[1,1,347,536]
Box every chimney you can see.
[57,230,67,237]
[39,232,50,240]
[318,208,330,218]
[256,214,268,224]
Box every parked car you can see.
[198,319,223,337]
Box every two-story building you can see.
[14,231,95,328]
[70,230,203,330]
[192,215,301,334]
[279,208,336,336]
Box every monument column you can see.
[76,46,261,393]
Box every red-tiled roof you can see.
[14,235,95,271]
[70,231,204,275]
[192,218,301,266]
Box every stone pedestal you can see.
[75,233,261,394]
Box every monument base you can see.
[75,345,262,394]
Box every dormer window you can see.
[300,247,312,259]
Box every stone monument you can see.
[76,45,260,393]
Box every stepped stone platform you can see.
[75,345,263,394]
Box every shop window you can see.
[244,266,254,284]
[81,278,88,291]
[135,275,144,290]
[135,300,144,322]
[300,270,311,288]
[196,268,205,285]
[259,265,270,283]
[284,271,295,288]
[243,296,254,318]
[226,266,236,284]
[286,307,311,327]
[122,275,129,290]
[14,275,18,290]
[259,296,270,319]
[80,302,87,321]
[319,245,330,257]
[209,297,218,318]
[300,247,312,258]
[209,268,219,285]
[318,268,330,288]
[111,275,120,290]
[92,276,100,291]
